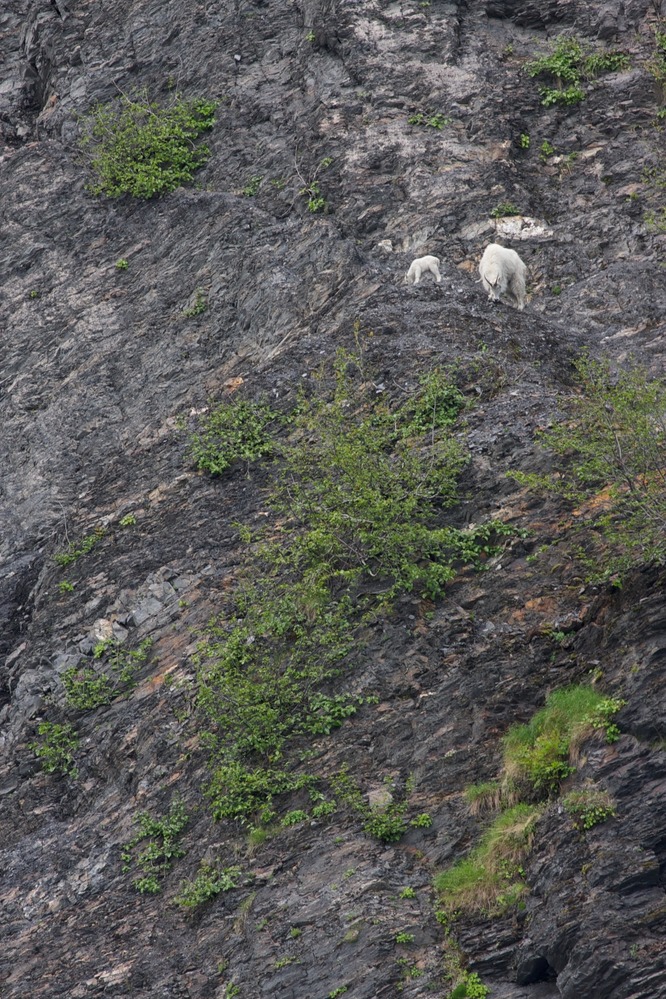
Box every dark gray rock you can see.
[1,0,666,996]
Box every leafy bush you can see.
[54,526,106,567]
[187,398,280,475]
[122,800,189,893]
[62,638,153,710]
[408,112,452,129]
[434,804,541,916]
[80,93,217,198]
[205,763,315,824]
[29,722,79,778]
[242,175,263,197]
[183,288,207,317]
[526,35,629,107]
[448,972,489,999]
[174,863,242,908]
[510,354,666,583]
[411,812,433,828]
[281,809,309,827]
[563,788,616,831]
[363,804,409,843]
[490,201,521,218]
[400,368,465,436]
[196,347,514,828]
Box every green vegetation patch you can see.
[526,35,629,106]
[511,353,666,583]
[435,684,624,927]
[186,397,281,475]
[435,804,541,917]
[63,637,153,710]
[122,800,189,894]
[643,166,666,234]
[195,348,514,831]
[646,26,666,93]
[490,201,521,218]
[408,111,452,129]
[29,721,79,778]
[80,93,217,198]
[447,972,490,999]
[174,863,242,909]
[563,788,616,831]
[330,769,417,843]
[54,526,106,567]
[503,686,624,797]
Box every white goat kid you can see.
[479,243,527,311]
[406,255,442,285]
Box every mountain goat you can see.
[479,243,527,311]
[406,255,442,285]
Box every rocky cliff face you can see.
[1,1,666,997]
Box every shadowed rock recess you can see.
[1,0,666,996]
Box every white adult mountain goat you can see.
[478,243,527,310]
[406,255,442,285]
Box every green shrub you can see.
[122,800,189,893]
[363,804,408,843]
[329,769,417,844]
[206,763,313,824]
[196,346,514,828]
[408,112,452,129]
[242,175,263,197]
[448,971,489,999]
[510,354,666,583]
[311,799,336,819]
[174,863,242,908]
[299,178,327,213]
[62,638,153,710]
[183,287,207,317]
[490,201,521,218]
[400,368,465,436]
[411,812,433,828]
[540,140,556,160]
[187,398,280,475]
[526,35,629,107]
[54,526,106,567]
[563,789,616,831]
[80,93,217,198]
[29,722,79,778]
[281,809,309,827]
[434,804,541,916]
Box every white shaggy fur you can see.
[478,243,527,311]
[406,255,442,285]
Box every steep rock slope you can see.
[1,0,666,997]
